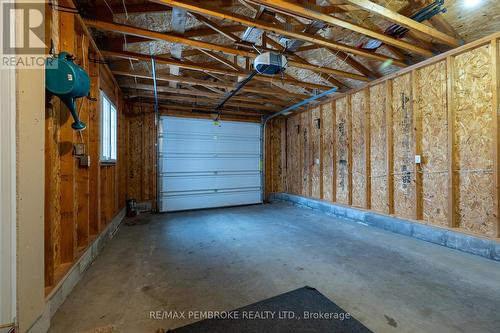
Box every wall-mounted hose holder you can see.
[46,52,90,130]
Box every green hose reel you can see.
[45,52,90,130]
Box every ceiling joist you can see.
[112,70,309,99]
[247,0,434,56]
[103,49,335,91]
[343,0,459,47]
[121,83,292,106]
[146,0,407,66]
[85,19,371,81]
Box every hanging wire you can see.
[121,0,129,21]
[102,0,115,16]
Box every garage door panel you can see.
[159,190,261,212]
[159,116,262,212]
[159,157,260,173]
[161,173,261,192]
[159,136,260,154]
[160,117,260,137]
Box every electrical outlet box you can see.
[415,155,422,164]
[74,143,85,156]
[79,155,90,167]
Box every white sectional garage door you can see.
[158,116,262,212]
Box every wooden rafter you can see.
[189,13,240,42]
[107,25,247,48]
[126,90,279,111]
[247,0,433,56]
[94,0,241,14]
[104,50,334,90]
[343,0,459,46]
[198,49,243,71]
[146,0,407,66]
[121,83,292,106]
[112,70,308,99]
[327,49,380,79]
[85,19,372,81]
[264,36,348,89]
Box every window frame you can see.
[100,90,118,164]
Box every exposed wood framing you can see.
[249,0,433,56]
[267,33,500,240]
[122,83,290,106]
[104,50,336,90]
[412,71,423,220]
[59,3,77,264]
[147,0,408,66]
[112,70,307,99]
[85,19,372,81]
[492,38,499,237]
[385,80,394,214]
[347,95,353,205]
[364,88,371,209]
[344,0,459,47]
[446,55,456,228]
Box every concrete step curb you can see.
[269,193,500,262]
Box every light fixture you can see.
[464,0,482,8]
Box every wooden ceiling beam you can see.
[112,70,308,99]
[88,18,371,81]
[248,0,433,56]
[198,49,243,72]
[104,49,334,90]
[343,0,459,47]
[146,1,408,66]
[189,13,241,42]
[327,49,380,79]
[263,36,348,89]
[121,83,291,106]
[125,90,279,111]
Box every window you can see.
[100,90,117,162]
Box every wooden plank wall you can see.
[124,103,158,208]
[44,2,127,292]
[267,33,500,239]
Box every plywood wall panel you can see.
[453,45,495,236]
[322,102,335,202]
[392,73,416,219]
[415,61,449,226]
[351,91,366,208]
[311,107,322,199]
[335,97,349,204]
[369,84,388,213]
[269,34,500,239]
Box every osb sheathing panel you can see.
[369,84,388,213]
[351,90,366,208]
[322,102,335,202]
[301,112,312,197]
[335,97,349,204]
[392,73,416,219]
[415,61,449,226]
[311,107,322,199]
[453,45,495,236]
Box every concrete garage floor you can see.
[49,203,500,333]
